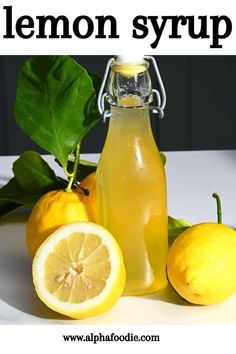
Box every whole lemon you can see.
[26,188,94,258]
[167,222,236,305]
[76,171,97,222]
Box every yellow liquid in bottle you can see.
[96,103,168,295]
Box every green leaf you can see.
[13,151,66,193]
[168,215,192,245]
[77,159,97,181]
[160,152,166,166]
[0,178,41,205]
[82,73,101,132]
[0,172,67,219]
[14,56,100,168]
[0,152,69,218]
[89,72,102,95]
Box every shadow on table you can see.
[0,207,32,225]
[0,212,69,321]
[141,284,190,306]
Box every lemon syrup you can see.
[96,57,168,295]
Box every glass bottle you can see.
[96,56,168,295]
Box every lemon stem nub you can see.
[65,142,81,192]
[212,192,222,224]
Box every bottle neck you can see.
[106,59,153,109]
[108,104,152,139]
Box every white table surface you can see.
[1,150,236,325]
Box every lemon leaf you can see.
[0,177,42,205]
[0,152,69,218]
[14,56,100,169]
[168,215,192,245]
[13,151,66,194]
[160,152,166,166]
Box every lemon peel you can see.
[26,189,95,257]
[167,222,236,305]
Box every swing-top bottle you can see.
[96,55,168,295]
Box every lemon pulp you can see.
[33,222,126,319]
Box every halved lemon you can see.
[32,221,126,319]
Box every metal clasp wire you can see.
[97,58,113,122]
[144,55,166,119]
[97,56,166,122]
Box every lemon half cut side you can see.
[32,221,126,319]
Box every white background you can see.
[1,0,236,352]
[0,0,235,54]
[1,325,236,354]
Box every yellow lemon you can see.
[76,172,97,222]
[26,189,92,258]
[32,221,126,319]
[167,222,236,305]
